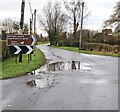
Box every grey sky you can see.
[0,0,119,35]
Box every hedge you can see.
[57,40,119,54]
[82,43,119,54]
[0,40,11,61]
[58,40,79,47]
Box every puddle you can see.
[46,61,92,71]
[26,75,58,88]
[30,61,92,76]
[27,61,92,88]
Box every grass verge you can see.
[52,46,120,57]
[0,48,46,79]
[36,41,50,45]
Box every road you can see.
[1,44,119,110]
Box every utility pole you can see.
[33,9,37,59]
[30,18,32,35]
[19,0,25,62]
[28,18,32,63]
[34,9,37,35]
[118,9,120,36]
[79,2,84,50]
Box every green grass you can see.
[36,41,50,45]
[0,48,46,79]
[52,46,120,57]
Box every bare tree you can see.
[0,18,19,39]
[0,18,14,33]
[23,23,29,34]
[0,18,18,34]
[38,2,67,45]
[13,21,19,33]
[0,18,29,34]
[63,0,89,40]
[104,1,120,35]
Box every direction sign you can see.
[7,34,36,46]
[10,45,33,54]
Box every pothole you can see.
[26,75,58,88]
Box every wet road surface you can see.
[1,44,119,110]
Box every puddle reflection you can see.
[30,61,92,76]
[46,61,91,71]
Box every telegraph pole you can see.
[34,9,37,35]
[30,19,32,35]
[28,18,32,63]
[118,9,120,36]
[19,0,25,62]
[79,2,84,50]
[33,9,37,60]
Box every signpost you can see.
[7,35,36,46]
[6,34,36,63]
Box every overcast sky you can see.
[0,0,119,35]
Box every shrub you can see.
[0,40,11,61]
[83,43,119,54]
[58,39,71,46]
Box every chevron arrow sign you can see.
[10,45,33,54]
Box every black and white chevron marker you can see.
[31,35,36,46]
[10,45,33,54]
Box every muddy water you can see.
[27,61,92,88]
[27,74,58,88]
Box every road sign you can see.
[10,45,33,54]
[7,34,36,46]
